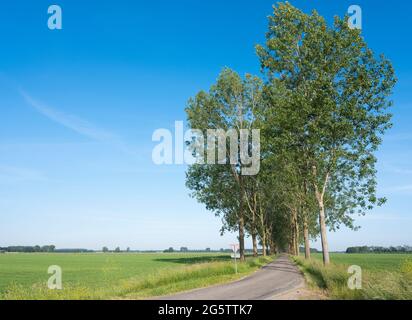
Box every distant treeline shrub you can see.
[0,246,96,253]
[163,248,263,253]
[346,246,412,254]
[54,248,93,253]
[0,245,56,253]
[299,247,320,253]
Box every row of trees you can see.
[102,247,130,253]
[185,3,396,264]
[0,245,56,253]
[165,247,242,253]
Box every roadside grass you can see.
[117,256,273,299]
[293,254,412,300]
[2,255,273,300]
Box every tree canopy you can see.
[185,2,396,264]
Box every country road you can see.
[159,254,305,300]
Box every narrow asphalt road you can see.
[159,254,304,300]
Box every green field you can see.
[295,253,412,300]
[0,252,272,300]
[312,253,412,272]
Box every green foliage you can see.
[257,1,396,225]
[185,2,397,262]
[185,68,264,257]
[260,2,395,210]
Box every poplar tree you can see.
[257,2,396,264]
[185,68,263,261]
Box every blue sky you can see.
[0,0,411,251]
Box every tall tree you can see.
[186,68,263,261]
[257,2,396,264]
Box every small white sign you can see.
[229,243,240,274]
[230,243,239,252]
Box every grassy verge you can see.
[293,256,412,300]
[2,255,274,300]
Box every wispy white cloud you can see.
[21,91,115,141]
[19,90,139,157]
[0,165,47,184]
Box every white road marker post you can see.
[230,243,240,274]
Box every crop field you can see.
[0,252,272,300]
[295,253,412,299]
[312,253,412,272]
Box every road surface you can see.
[159,254,304,300]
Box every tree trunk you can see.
[295,215,300,256]
[318,200,330,264]
[266,227,272,255]
[289,207,299,256]
[295,235,299,256]
[312,166,330,265]
[261,234,267,256]
[270,240,276,255]
[252,232,258,257]
[313,167,330,265]
[259,211,267,256]
[238,215,245,262]
[238,174,245,262]
[303,217,311,259]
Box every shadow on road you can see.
[261,264,301,275]
[153,255,231,265]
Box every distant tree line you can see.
[0,246,98,253]
[0,245,56,253]
[346,246,412,254]
[163,247,266,253]
[101,247,130,253]
[299,247,320,254]
[54,248,93,253]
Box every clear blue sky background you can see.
[0,0,411,251]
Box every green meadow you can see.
[0,252,272,300]
[295,253,412,300]
[312,253,412,272]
